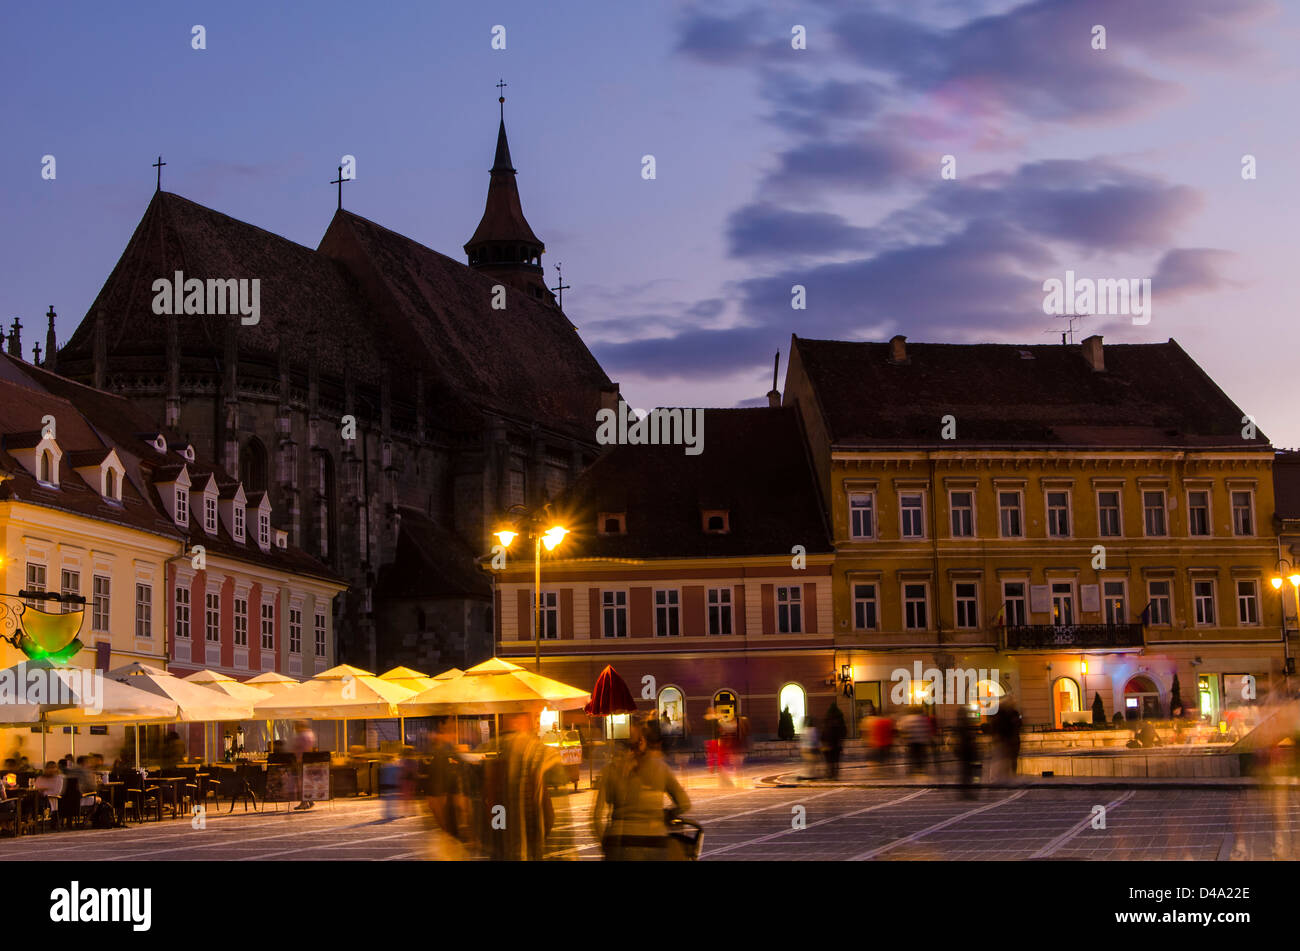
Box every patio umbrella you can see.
[379,667,439,744]
[108,662,252,765]
[252,664,415,751]
[182,670,274,761]
[242,670,302,753]
[585,665,639,779]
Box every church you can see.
[50,102,618,673]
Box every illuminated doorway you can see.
[1052,676,1080,728]
[778,683,807,735]
[658,685,685,737]
[1124,675,1161,720]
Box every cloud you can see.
[727,203,876,258]
[1151,248,1236,297]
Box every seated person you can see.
[33,762,63,798]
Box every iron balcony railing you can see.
[1003,623,1144,650]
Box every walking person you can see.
[290,720,317,810]
[593,716,692,861]
[799,716,821,780]
[900,707,930,778]
[953,712,979,799]
[491,713,568,860]
[822,703,846,780]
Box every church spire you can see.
[464,83,554,305]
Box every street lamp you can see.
[1270,559,1299,684]
[495,503,569,672]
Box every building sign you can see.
[1029,585,1051,613]
[0,595,86,664]
[1080,584,1100,613]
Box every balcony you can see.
[1004,623,1144,651]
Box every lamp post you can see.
[1270,559,1299,689]
[494,503,568,673]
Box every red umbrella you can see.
[585,665,637,717]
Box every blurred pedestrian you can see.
[953,712,978,799]
[593,716,692,860]
[822,702,846,780]
[799,716,821,779]
[899,708,930,777]
[868,712,895,767]
[489,713,567,860]
[988,703,1022,783]
[290,720,316,811]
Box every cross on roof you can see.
[153,155,166,192]
[550,262,571,310]
[330,165,350,211]
[497,78,507,120]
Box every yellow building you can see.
[784,334,1282,729]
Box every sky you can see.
[2,0,1298,443]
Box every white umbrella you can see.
[252,664,415,752]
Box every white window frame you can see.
[233,506,245,542]
[1142,489,1167,537]
[852,582,879,631]
[848,492,875,540]
[135,583,153,639]
[1001,580,1027,627]
[706,587,732,636]
[1193,579,1217,627]
[1147,579,1173,627]
[259,512,270,549]
[60,568,80,615]
[1231,490,1254,537]
[233,597,249,647]
[998,490,1024,538]
[1049,580,1076,627]
[1102,579,1128,625]
[175,487,189,527]
[92,575,110,632]
[204,495,218,534]
[953,580,979,629]
[601,590,628,639]
[1236,579,1260,626]
[899,492,927,540]
[538,590,559,640]
[902,582,929,631]
[24,563,46,608]
[776,585,803,633]
[175,584,191,639]
[205,592,221,642]
[314,612,327,655]
[654,589,680,637]
[260,601,275,650]
[1186,488,1212,537]
[949,490,975,538]
[289,605,303,654]
[1045,489,1071,538]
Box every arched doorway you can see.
[778,683,807,735]
[1124,675,1161,720]
[657,685,685,738]
[713,689,739,719]
[1052,677,1081,728]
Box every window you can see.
[903,583,928,630]
[707,588,732,635]
[1237,580,1259,625]
[853,583,878,630]
[1147,580,1172,626]
[954,582,978,628]
[602,591,627,638]
[92,576,110,632]
[849,493,874,539]
[1103,581,1127,625]
[654,590,680,637]
[899,494,925,538]
[135,584,152,638]
[600,515,625,535]
[315,613,327,655]
[1193,580,1216,626]
[39,451,53,484]
[261,603,275,650]
[175,586,191,638]
[1187,490,1210,536]
[233,506,245,541]
[1050,582,1074,626]
[234,598,248,647]
[1097,491,1122,536]
[1143,490,1167,537]
[175,487,188,526]
[60,569,79,614]
[1046,491,1070,537]
[24,563,46,608]
[1002,582,1027,627]
[999,491,1023,537]
[259,512,270,548]
[205,593,220,642]
[205,496,218,534]
[289,608,302,654]
[105,469,117,500]
[776,586,802,633]
[538,591,559,639]
[950,491,974,537]
[1231,491,1254,536]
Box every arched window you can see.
[314,450,337,562]
[39,451,52,483]
[657,685,684,736]
[1124,675,1161,720]
[241,438,268,494]
[1052,676,1081,728]
[105,468,117,499]
[778,683,807,734]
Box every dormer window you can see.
[702,509,730,534]
[598,512,626,535]
[175,486,189,526]
[233,505,245,542]
[105,468,117,500]
[259,512,270,548]
[204,496,217,534]
[39,451,54,484]
[151,435,166,454]
[182,445,195,462]
[71,448,122,502]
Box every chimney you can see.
[888,334,908,365]
[1081,334,1105,372]
[766,351,781,407]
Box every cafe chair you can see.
[0,791,20,836]
[122,771,162,824]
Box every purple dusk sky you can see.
[2,1,1298,443]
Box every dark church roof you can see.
[60,187,610,440]
[556,407,832,560]
[464,118,543,250]
[791,336,1269,450]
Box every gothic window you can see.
[241,437,268,494]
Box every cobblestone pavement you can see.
[3,766,1298,860]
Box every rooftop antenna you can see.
[1044,313,1084,345]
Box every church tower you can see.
[464,90,555,305]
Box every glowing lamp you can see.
[1081,661,1088,675]
[1289,574,1300,589]
[541,526,568,551]
[1272,577,1284,590]
[494,529,518,549]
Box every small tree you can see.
[1170,673,1183,718]
[1091,692,1105,726]
[777,706,795,741]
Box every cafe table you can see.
[152,776,188,817]
[98,781,126,827]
